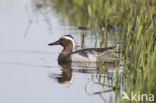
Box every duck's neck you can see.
[58,46,74,61]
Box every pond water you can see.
[0,0,122,103]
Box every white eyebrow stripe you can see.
[61,36,75,48]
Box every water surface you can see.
[0,0,122,103]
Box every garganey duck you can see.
[48,35,119,63]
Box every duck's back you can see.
[67,47,117,62]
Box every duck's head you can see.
[48,35,75,49]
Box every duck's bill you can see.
[48,40,60,45]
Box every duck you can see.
[48,35,119,63]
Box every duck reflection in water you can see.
[49,61,119,85]
[49,62,73,84]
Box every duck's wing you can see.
[93,47,116,55]
[71,47,116,58]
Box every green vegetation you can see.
[34,0,156,102]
